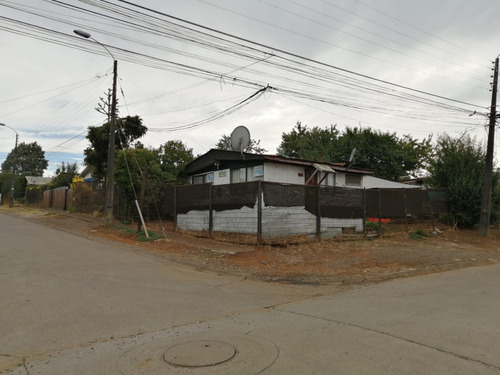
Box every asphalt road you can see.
[1,212,499,374]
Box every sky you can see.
[1,0,499,176]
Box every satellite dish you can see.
[230,126,251,152]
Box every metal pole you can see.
[479,57,499,237]
[9,133,18,208]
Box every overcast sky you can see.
[1,0,499,176]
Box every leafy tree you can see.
[84,115,147,180]
[215,134,267,154]
[47,162,79,189]
[338,127,432,180]
[113,140,193,218]
[278,122,432,181]
[1,141,48,176]
[426,133,493,228]
[278,122,339,161]
[158,140,195,184]
[0,172,26,203]
[115,147,165,218]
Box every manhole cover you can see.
[117,331,279,374]
[164,340,236,367]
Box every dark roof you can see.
[185,149,373,175]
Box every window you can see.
[193,175,205,184]
[231,168,246,183]
[193,173,214,184]
[345,174,362,187]
[254,165,264,177]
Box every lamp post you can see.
[74,30,117,226]
[0,123,19,208]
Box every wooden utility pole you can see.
[479,57,499,237]
[104,59,118,227]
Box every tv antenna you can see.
[346,148,356,168]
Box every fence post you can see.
[63,187,68,211]
[316,185,321,241]
[378,188,382,236]
[363,188,367,237]
[403,188,408,232]
[257,180,263,245]
[208,183,213,238]
[173,185,177,231]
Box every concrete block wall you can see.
[176,210,209,231]
[261,206,316,238]
[213,206,257,234]
[177,205,364,239]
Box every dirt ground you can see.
[4,206,500,285]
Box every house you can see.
[176,150,426,240]
[25,176,53,186]
[184,149,419,189]
[78,165,96,182]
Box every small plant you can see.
[138,230,163,242]
[365,220,386,234]
[409,229,430,240]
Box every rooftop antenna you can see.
[346,147,356,168]
[230,126,251,156]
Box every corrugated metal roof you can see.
[313,163,336,173]
[184,149,374,175]
[25,176,53,185]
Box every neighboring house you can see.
[79,166,96,182]
[184,149,419,189]
[25,176,53,186]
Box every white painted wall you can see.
[263,162,305,184]
[214,169,230,185]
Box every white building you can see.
[185,149,419,189]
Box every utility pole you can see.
[74,29,118,227]
[479,57,499,237]
[9,132,18,208]
[104,59,118,227]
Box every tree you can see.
[338,127,432,180]
[426,133,492,228]
[84,115,147,180]
[277,122,339,161]
[47,162,79,189]
[113,140,194,219]
[215,134,267,154]
[158,140,195,184]
[115,147,164,218]
[278,122,432,181]
[1,141,48,176]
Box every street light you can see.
[74,29,118,227]
[0,123,19,208]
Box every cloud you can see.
[1,0,498,177]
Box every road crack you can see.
[278,309,500,371]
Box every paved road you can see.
[1,212,499,374]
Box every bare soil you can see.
[5,206,500,285]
